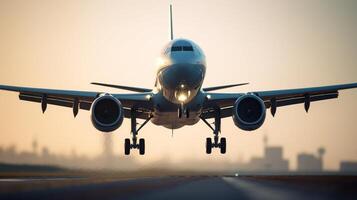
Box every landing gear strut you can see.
[200,107,226,154]
[178,104,189,118]
[125,109,152,155]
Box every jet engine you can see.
[91,94,124,132]
[232,94,266,131]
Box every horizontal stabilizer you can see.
[91,82,151,93]
[203,83,249,92]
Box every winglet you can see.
[170,4,174,40]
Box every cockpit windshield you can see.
[171,46,182,51]
[183,46,193,51]
[162,39,203,55]
[171,45,193,52]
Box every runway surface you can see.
[1,175,357,200]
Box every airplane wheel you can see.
[206,138,212,154]
[124,139,131,155]
[139,139,145,155]
[220,137,226,154]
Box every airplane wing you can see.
[202,83,249,92]
[202,82,357,119]
[0,85,152,119]
[91,82,152,92]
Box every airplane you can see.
[0,5,357,155]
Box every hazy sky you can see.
[0,0,357,170]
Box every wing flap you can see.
[19,93,92,110]
[19,94,71,108]
[0,85,98,101]
[264,92,339,108]
[202,82,356,119]
[0,84,153,116]
[254,83,357,101]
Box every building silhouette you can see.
[4,133,357,173]
[32,139,38,155]
[0,136,137,170]
[246,135,289,172]
[340,161,357,173]
[297,147,325,172]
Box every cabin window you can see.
[171,46,194,52]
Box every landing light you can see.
[177,93,187,102]
[175,89,191,103]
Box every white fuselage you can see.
[151,38,207,129]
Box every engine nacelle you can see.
[91,94,124,132]
[232,94,266,131]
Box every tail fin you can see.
[170,4,174,40]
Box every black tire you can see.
[124,139,130,155]
[139,138,145,155]
[220,137,226,154]
[206,138,212,154]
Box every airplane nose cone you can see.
[161,64,204,90]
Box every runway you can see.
[1,175,356,200]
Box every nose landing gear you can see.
[178,104,189,118]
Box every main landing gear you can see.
[125,109,152,155]
[205,136,226,154]
[200,108,226,154]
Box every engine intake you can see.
[233,94,266,131]
[91,94,124,132]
